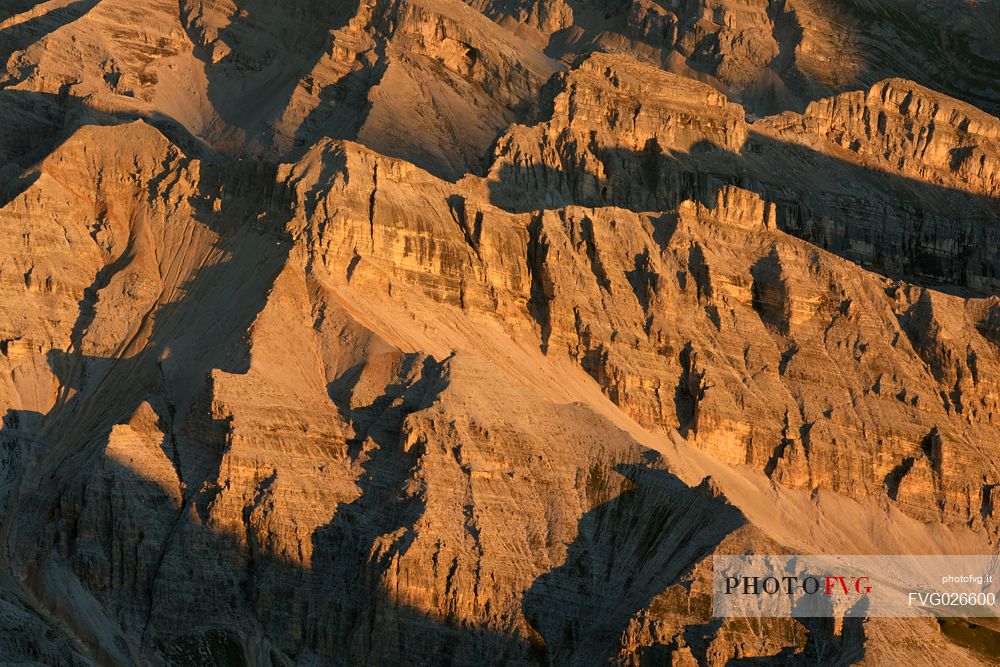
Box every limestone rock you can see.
[0,2,999,666]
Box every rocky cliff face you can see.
[0,0,999,665]
[459,0,1000,117]
[485,54,1000,291]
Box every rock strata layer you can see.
[0,0,999,665]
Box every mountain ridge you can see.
[0,0,999,664]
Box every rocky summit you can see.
[0,0,998,665]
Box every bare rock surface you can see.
[484,53,1000,291]
[0,0,999,665]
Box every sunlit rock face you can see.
[0,0,999,664]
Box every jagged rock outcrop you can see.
[461,0,1000,118]
[1,0,555,177]
[1,111,996,662]
[484,53,1000,291]
[1,1,999,665]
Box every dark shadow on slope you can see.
[1,144,296,609]
[525,212,553,354]
[721,594,867,665]
[0,348,871,665]
[305,353,540,664]
[537,0,999,117]
[831,0,1000,117]
[767,0,803,77]
[0,89,220,170]
[0,402,543,665]
[674,342,708,439]
[190,0,557,178]
[0,348,543,665]
[0,166,37,207]
[187,0,363,158]
[289,36,388,158]
[0,150,560,660]
[522,463,744,664]
[0,136,299,661]
[0,0,101,71]
[314,354,444,581]
[486,133,1000,295]
[0,90,91,166]
[0,0,37,24]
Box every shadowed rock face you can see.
[0,0,999,665]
